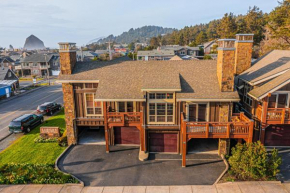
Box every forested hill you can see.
[96,26,175,44]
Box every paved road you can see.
[58,145,225,186]
[0,84,63,141]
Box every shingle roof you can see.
[22,53,54,63]
[249,70,290,100]
[160,45,200,51]
[137,50,175,57]
[0,67,8,80]
[0,56,14,63]
[238,50,290,85]
[170,55,183,61]
[58,58,239,101]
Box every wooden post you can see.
[226,123,230,138]
[206,123,209,138]
[260,96,269,145]
[281,109,285,124]
[182,116,187,167]
[103,102,109,153]
[248,120,254,143]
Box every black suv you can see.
[9,114,44,133]
[37,102,62,116]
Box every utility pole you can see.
[44,54,50,86]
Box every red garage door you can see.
[265,125,290,146]
[114,127,140,145]
[149,133,178,153]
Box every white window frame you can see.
[186,102,209,122]
[269,92,290,108]
[147,92,175,124]
[84,93,103,116]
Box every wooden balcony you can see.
[106,112,143,127]
[266,108,290,124]
[181,112,254,142]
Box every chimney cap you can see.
[218,39,236,42]
[58,42,76,45]
[58,42,76,52]
[236,34,254,36]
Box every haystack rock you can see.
[23,35,45,50]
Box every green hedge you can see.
[34,136,58,143]
[0,163,78,184]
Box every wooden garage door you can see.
[265,125,290,146]
[114,127,140,145]
[149,133,177,153]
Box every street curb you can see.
[55,144,85,186]
[0,133,12,143]
[214,154,229,184]
[0,86,46,105]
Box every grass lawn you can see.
[0,109,66,166]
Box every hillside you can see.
[94,26,175,44]
[23,35,45,50]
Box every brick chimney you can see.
[234,34,254,75]
[58,42,76,75]
[217,39,236,92]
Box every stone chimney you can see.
[217,39,236,92]
[58,42,77,75]
[234,34,254,75]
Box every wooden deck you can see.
[181,112,254,167]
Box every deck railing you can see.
[107,112,143,125]
[181,112,253,141]
[267,108,290,124]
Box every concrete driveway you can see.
[58,145,225,186]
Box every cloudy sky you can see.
[0,0,279,48]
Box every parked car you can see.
[37,102,62,116]
[9,114,44,133]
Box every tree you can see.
[267,0,290,46]
[150,37,159,48]
[195,31,208,45]
[128,42,135,51]
[217,13,237,38]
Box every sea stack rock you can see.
[23,35,45,50]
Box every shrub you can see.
[0,163,78,184]
[34,136,58,143]
[228,141,282,180]
[203,55,213,60]
[58,130,68,147]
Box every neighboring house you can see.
[203,40,218,54]
[114,48,128,55]
[169,55,183,61]
[160,45,200,57]
[95,50,110,55]
[57,36,255,167]
[0,65,19,98]
[236,49,290,146]
[137,50,175,61]
[17,53,58,77]
[0,56,15,69]
[76,51,98,61]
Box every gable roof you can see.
[22,53,54,63]
[0,67,9,80]
[170,55,183,61]
[238,50,290,85]
[58,58,239,101]
[0,56,15,63]
[248,70,290,100]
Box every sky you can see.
[0,0,279,48]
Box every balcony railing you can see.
[267,108,290,124]
[181,112,253,141]
[107,112,143,126]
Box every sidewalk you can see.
[0,181,289,193]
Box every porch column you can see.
[140,105,145,152]
[260,96,269,145]
[103,102,109,153]
[218,139,230,156]
[182,117,187,167]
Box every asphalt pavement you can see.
[0,83,63,141]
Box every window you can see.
[243,83,253,106]
[149,103,173,123]
[156,93,166,99]
[268,93,289,108]
[85,93,102,115]
[149,93,155,99]
[117,102,134,112]
[188,104,207,122]
[84,83,98,89]
[149,93,173,99]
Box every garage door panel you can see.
[114,127,140,145]
[149,133,177,153]
[265,125,290,146]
